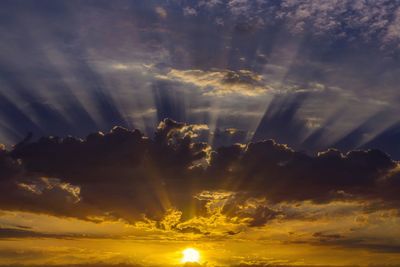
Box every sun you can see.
[181,248,200,263]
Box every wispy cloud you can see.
[157,69,271,96]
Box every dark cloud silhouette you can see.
[224,142,397,203]
[0,119,399,229]
[0,227,90,239]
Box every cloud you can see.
[158,69,270,96]
[2,119,400,261]
[183,7,197,17]
[1,1,400,264]
[220,0,400,48]
[217,141,398,203]
[1,120,215,223]
[155,6,167,19]
[0,226,92,240]
[0,119,399,236]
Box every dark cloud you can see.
[304,233,400,254]
[207,138,399,204]
[0,119,399,229]
[0,227,91,240]
[313,232,344,241]
[1,120,211,222]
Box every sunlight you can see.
[181,248,200,263]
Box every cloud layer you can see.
[1,120,400,247]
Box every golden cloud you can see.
[158,69,271,96]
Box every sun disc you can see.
[181,248,200,263]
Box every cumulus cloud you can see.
[0,119,399,237]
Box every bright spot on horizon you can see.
[181,248,200,263]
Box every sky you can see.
[1,0,400,266]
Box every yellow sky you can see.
[1,236,400,266]
[1,206,400,267]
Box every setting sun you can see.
[181,248,200,263]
